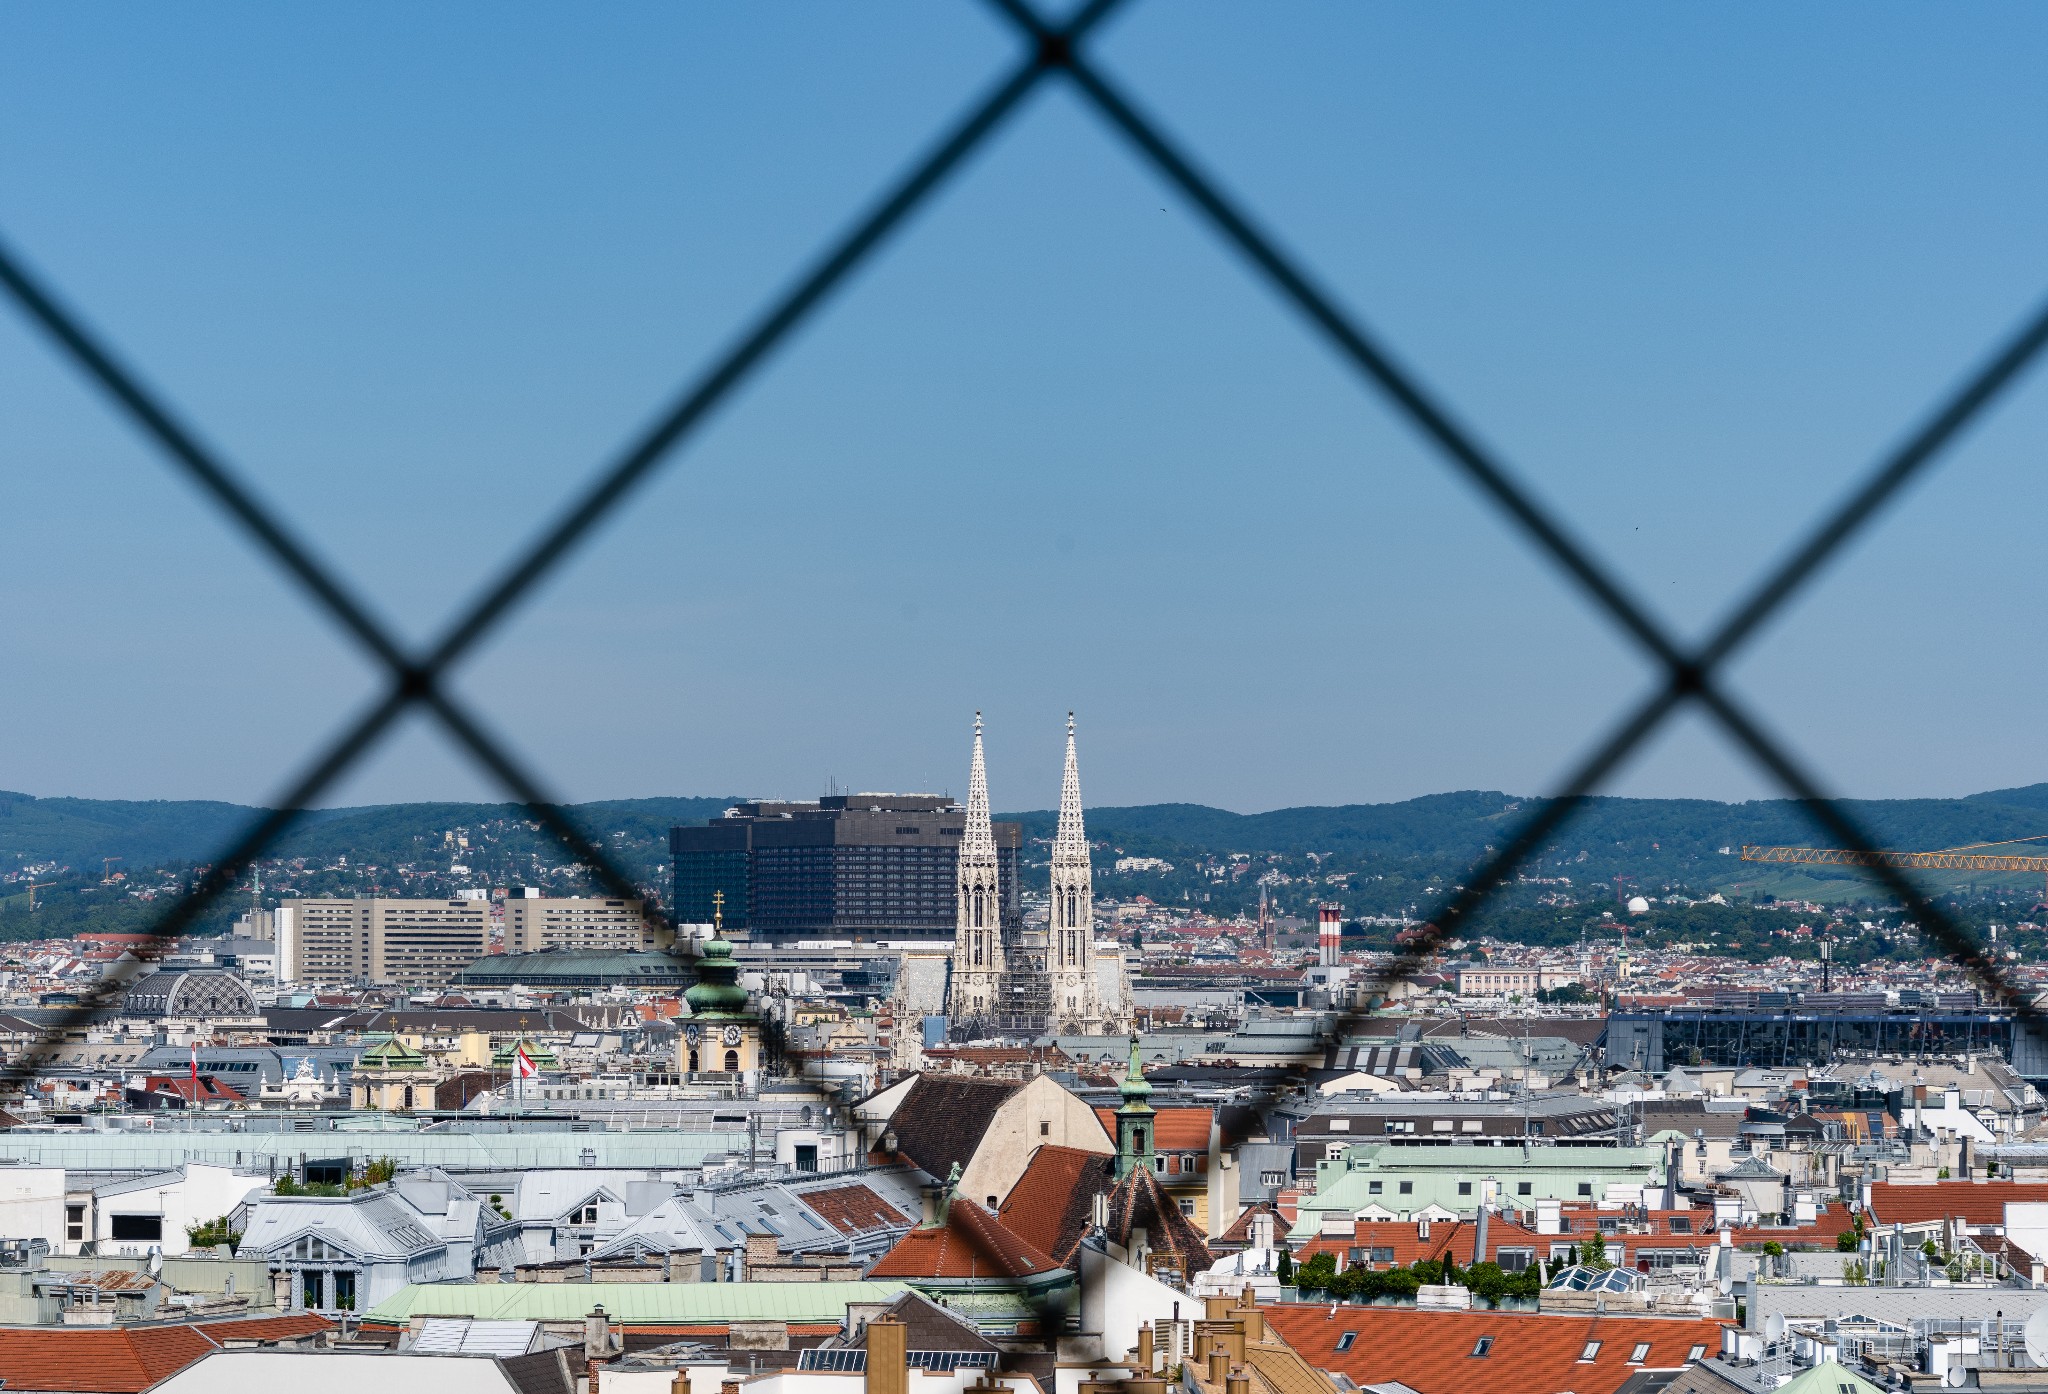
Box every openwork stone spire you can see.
[963,711,996,861]
[1049,711,1103,1032]
[948,711,1005,1031]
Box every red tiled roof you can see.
[1869,1181,2048,1228]
[803,1182,913,1236]
[1265,1303,1724,1394]
[869,1198,1063,1281]
[1001,1145,1111,1267]
[1092,1106,1212,1152]
[0,1313,331,1393]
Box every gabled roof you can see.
[870,1289,1000,1354]
[1001,1145,1112,1267]
[886,1076,1021,1180]
[1218,1201,1293,1247]
[1266,1304,1724,1394]
[0,1313,331,1394]
[1093,1105,1212,1152]
[1868,1180,2048,1227]
[869,1198,1064,1282]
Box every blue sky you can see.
[4,4,2048,814]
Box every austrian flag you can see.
[513,1044,538,1079]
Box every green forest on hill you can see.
[6,785,2048,956]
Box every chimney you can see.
[585,1306,613,1364]
[1236,1288,1264,1343]
[865,1316,908,1394]
[1207,1349,1230,1386]
[671,1373,689,1394]
[1205,1297,1234,1323]
[1474,1205,1490,1265]
[1225,1371,1250,1394]
[1319,905,1341,968]
[1137,1323,1155,1372]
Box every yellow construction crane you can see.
[24,881,56,912]
[100,857,122,885]
[1741,833,2048,901]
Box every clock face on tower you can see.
[722,1025,743,1047]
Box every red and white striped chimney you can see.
[1319,905,1341,967]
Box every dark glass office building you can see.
[671,795,1022,941]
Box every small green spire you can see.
[1114,1032,1155,1178]
[684,920,749,1017]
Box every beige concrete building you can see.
[503,895,650,953]
[281,898,490,988]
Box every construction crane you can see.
[1741,833,2048,902]
[24,882,56,912]
[100,857,122,885]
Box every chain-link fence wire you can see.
[4,0,2048,1121]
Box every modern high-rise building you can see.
[670,795,1022,941]
[278,898,490,988]
[502,893,651,954]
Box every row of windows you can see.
[1332,1331,1699,1366]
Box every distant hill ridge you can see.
[8,785,2048,877]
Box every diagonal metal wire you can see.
[985,0,2048,1032]
[3,0,2045,1128]
[0,1,1121,1087]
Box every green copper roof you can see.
[684,933,750,1016]
[362,1279,906,1326]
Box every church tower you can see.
[947,712,1005,1032]
[1048,713,1102,1033]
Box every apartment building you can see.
[280,898,489,988]
[503,895,650,954]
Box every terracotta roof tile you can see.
[0,1313,331,1394]
[802,1182,914,1237]
[869,1198,1063,1281]
[1868,1181,2048,1228]
[1002,1145,1112,1267]
[1092,1106,1213,1152]
[1265,1303,1724,1394]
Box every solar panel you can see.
[798,1351,998,1373]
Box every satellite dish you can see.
[1945,1365,1967,1388]
[1717,1273,1733,1297]
[1764,1314,1786,1343]
[2024,1309,2048,1369]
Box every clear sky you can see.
[5,4,2048,815]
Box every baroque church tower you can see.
[1048,713,1104,1033]
[947,712,1005,1029]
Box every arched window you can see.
[1066,929,1077,962]
[687,1050,699,1072]
[972,887,985,927]
[724,1049,740,1072]
[401,1085,413,1110]
[973,935,984,966]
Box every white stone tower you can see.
[1048,712,1103,1033]
[948,712,1005,1029]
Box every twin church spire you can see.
[947,712,1108,1037]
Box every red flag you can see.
[190,1043,198,1091]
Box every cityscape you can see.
[0,715,2044,1392]
[7,6,2048,1394]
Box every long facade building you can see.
[280,898,489,988]
[670,795,1022,941]
[502,894,650,953]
